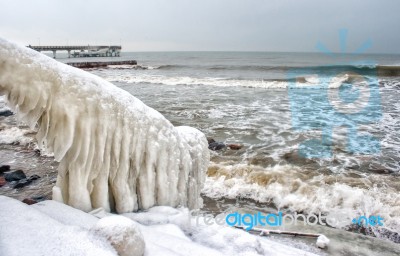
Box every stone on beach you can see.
[4,170,26,182]
[209,141,226,150]
[0,110,13,117]
[29,174,41,180]
[22,198,38,205]
[13,178,32,189]
[227,143,243,150]
[0,165,11,175]
[0,176,6,187]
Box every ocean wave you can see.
[106,64,157,70]
[208,64,376,71]
[105,64,188,70]
[104,74,375,89]
[102,63,400,79]
[106,75,290,88]
[203,163,400,243]
[156,64,186,70]
[150,63,400,77]
[207,64,400,75]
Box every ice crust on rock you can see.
[316,235,330,249]
[91,216,145,256]
[0,38,209,213]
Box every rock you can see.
[32,195,46,201]
[227,144,243,150]
[207,137,216,144]
[29,174,41,181]
[0,176,6,187]
[0,165,10,175]
[249,156,275,167]
[0,110,13,117]
[282,151,316,165]
[368,163,393,174]
[22,198,38,205]
[4,170,26,182]
[316,235,330,249]
[13,178,32,189]
[90,216,145,256]
[209,142,226,151]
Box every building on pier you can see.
[27,45,121,58]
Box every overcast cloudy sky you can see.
[1,0,399,53]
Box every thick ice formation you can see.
[0,38,209,213]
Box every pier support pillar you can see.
[52,50,56,59]
[68,50,71,58]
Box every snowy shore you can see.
[0,196,318,256]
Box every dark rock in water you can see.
[207,137,216,144]
[227,144,243,150]
[208,137,243,151]
[32,195,46,201]
[209,142,226,151]
[0,176,6,187]
[0,110,13,117]
[4,170,26,182]
[249,156,275,167]
[368,163,393,174]
[13,178,32,189]
[22,198,38,205]
[29,174,41,181]
[0,165,11,175]
[283,151,316,165]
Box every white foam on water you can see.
[0,126,33,145]
[104,74,291,89]
[0,96,11,112]
[99,72,379,90]
[203,163,400,240]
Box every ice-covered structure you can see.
[0,38,209,213]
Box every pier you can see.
[27,45,122,58]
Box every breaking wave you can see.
[112,63,400,77]
[104,73,376,89]
[203,163,400,243]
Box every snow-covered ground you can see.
[0,196,318,256]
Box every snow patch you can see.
[0,197,318,256]
[0,196,117,256]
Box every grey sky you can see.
[1,0,399,53]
